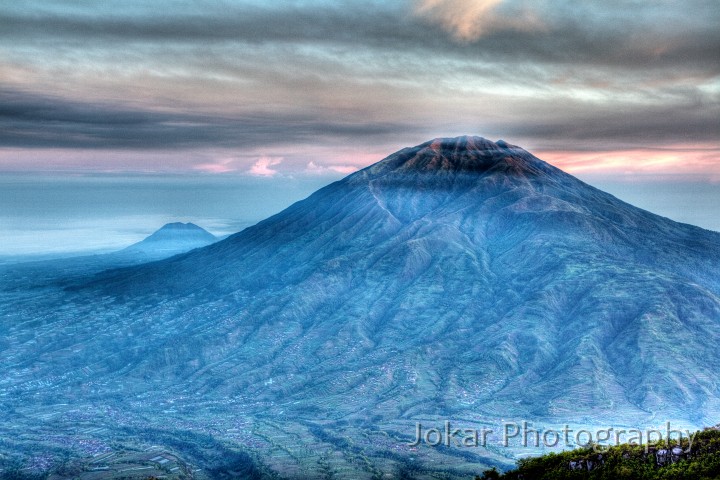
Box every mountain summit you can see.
[366,135,536,174]
[3,137,720,477]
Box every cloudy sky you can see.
[1,0,718,178]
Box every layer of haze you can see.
[1,173,718,259]
[0,174,335,258]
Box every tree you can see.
[478,467,501,480]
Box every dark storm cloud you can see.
[497,98,720,147]
[1,2,718,72]
[0,1,718,163]
[0,88,416,150]
[2,86,715,152]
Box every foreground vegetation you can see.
[479,428,720,480]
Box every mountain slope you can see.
[2,136,720,478]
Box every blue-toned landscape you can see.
[1,1,719,479]
[2,137,719,478]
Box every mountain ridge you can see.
[91,136,720,298]
[71,136,720,426]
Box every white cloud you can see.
[306,161,358,175]
[249,156,283,176]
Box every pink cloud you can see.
[249,156,283,176]
[537,145,720,181]
[193,157,238,173]
[413,0,544,41]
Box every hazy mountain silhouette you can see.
[121,222,216,257]
[2,136,719,477]
[0,222,217,294]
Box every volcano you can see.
[2,136,719,478]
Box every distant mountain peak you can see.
[141,222,215,242]
[156,222,207,232]
[121,222,216,257]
